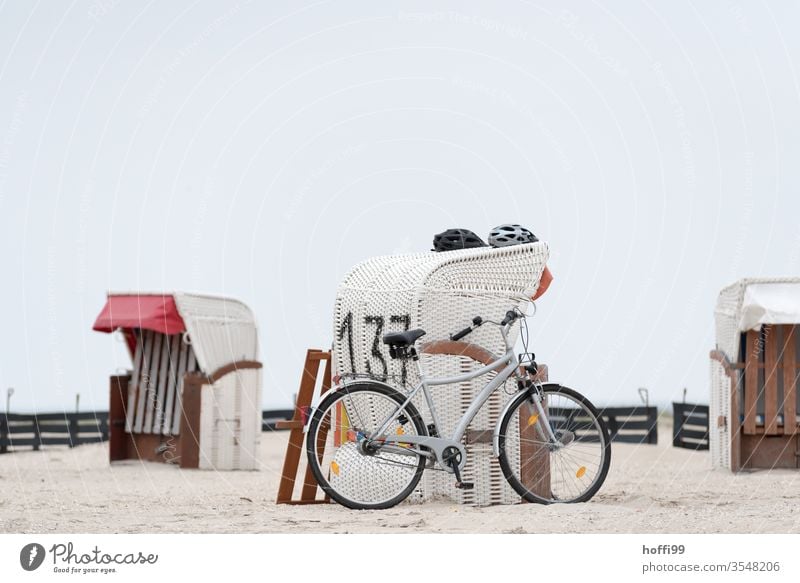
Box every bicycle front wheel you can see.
[306,382,427,510]
[498,385,611,504]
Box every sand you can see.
[1,426,799,534]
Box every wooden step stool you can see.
[276,349,331,504]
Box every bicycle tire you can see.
[306,382,427,510]
[497,384,611,504]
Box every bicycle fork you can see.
[527,388,561,448]
[492,381,563,457]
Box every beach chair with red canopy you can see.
[93,292,262,470]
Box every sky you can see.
[0,0,798,412]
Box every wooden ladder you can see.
[276,349,332,504]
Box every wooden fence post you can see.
[0,415,7,454]
[32,417,40,451]
[606,414,619,441]
[68,415,78,447]
[647,408,658,444]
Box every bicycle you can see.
[305,308,611,509]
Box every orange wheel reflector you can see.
[576,466,587,478]
[331,461,340,476]
[527,414,539,426]
[396,426,405,435]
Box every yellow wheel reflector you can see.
[576,466,587,479]
[527,414,539,426]
[331,461,340,476]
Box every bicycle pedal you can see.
[455,481,474,490]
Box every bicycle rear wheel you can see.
[498,385,611,504]
[305,382,427,510]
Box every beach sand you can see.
[1,426,798,534]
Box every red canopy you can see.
[92,294,186,335]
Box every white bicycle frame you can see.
[343,320,558,473]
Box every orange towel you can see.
[532,266,553,300]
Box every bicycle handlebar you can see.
[450,316,483,341]
[450,326,472,341]
[449,310,521,341]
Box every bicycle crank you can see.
[442,446,473,490]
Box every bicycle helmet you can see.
[488,224,538,247]
[432,228,488,252]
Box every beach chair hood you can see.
[92,292,258,376]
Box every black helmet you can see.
[432,228,488,252]
[488,224,538,247]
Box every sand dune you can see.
[1,427,798,534]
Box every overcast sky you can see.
[0,0,798,412]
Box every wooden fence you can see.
[672,402,710,450]
[600,406,659,444]
[0,412,109,453]
[0,409,298,453]
[262,409,294,431]
[2,406,657,451]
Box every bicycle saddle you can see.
[382,328,426,347]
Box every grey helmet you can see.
[488,224,538,247]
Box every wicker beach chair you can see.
[332,242,550,504]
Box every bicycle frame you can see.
[378,347,517,444]
[358,321,556,473]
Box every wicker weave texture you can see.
[709,358,731,470]
[173,292,259,375]
[197,367,262,470]
[332,242,549,504]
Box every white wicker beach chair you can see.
[332,242,550,504]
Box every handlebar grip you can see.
[450,315,484,341]
[500,310,518,326]
[450,326,473,341]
